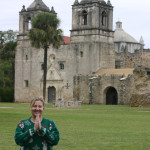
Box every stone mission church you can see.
[15,0,148,105]
[15,0,115,103]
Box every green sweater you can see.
[14,117,59,150]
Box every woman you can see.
[14,97,59,150]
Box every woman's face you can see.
[30,100,44,118]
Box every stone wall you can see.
[115,51,142,68]
[115,49,150,69]
[141,50,150,67]
[130,94,150,107]
[73,74,133,105]
[74,66,150,106]
[130,66,150,106]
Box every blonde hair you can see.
[30,97,45,108]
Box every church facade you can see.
[15,0,149,105]
[15,0,115,103]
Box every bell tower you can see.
[18,0,55,35]
[70,0,115,73]
[71,0,113,41]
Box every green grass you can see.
[0,103,150,150]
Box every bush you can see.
[0,88,14,102]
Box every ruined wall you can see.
[141,50,150,67]
[115,49,150,69]
[115,51,142,68]
[130,66,150,106]
[73,76,89,103]
[74,66,150,106]
[73,74,133,105]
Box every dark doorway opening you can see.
[106,87,118,105]
[48,86,56,103]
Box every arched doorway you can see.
[48,86,56,103]
[106,87,118,105]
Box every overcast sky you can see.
[0,0,150,48]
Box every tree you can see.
[0,60,13,87]
[0,60,5,87]
[0,30,17,49]
[0,30,17,102]
[0,30,17,86]
[0,41,17,83]
[28,12,63,101]
[0,31,5,49]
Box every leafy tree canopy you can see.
[0,41,17,63]
[0,60,13,87]
[0,30,17,89]
[28,12,63,49]
[0,30,18,49]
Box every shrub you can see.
[0,87,14,102]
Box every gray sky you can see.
[0,0,149,48]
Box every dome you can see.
[80,0,105,4]
[27,0,50,12]
[114,21,138,43]
[100,0,106,4]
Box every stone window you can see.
[26,55,28,61]
[60,63,64,70]
[82,10,87,25]
[41,63,44,70]
[102,11,107,26]
[24,80,29,87]
[115,61,121,69]
[80,51,83,57]
[146,68,150,76]
[147,71,150,76]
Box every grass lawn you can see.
[0,103,150,150]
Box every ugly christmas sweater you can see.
[14,117,59,150]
